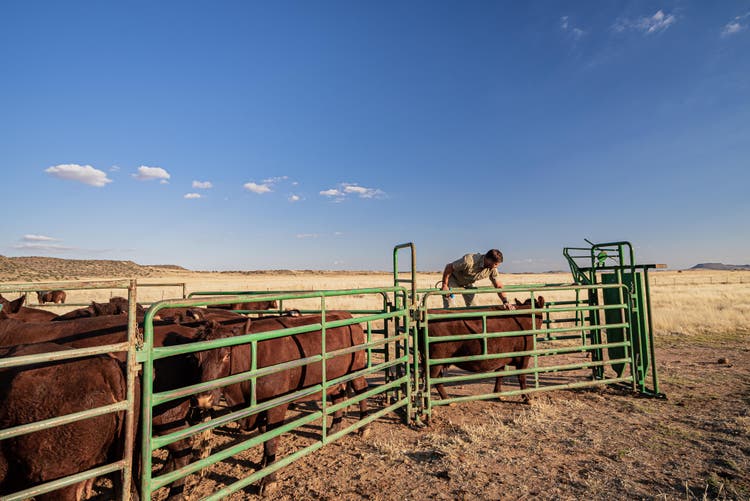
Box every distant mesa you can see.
[689,263,750,271]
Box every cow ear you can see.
[514,298,522,306]
[10,295,25,313]
[537,296,545,308]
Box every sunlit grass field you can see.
[8,269,749,342]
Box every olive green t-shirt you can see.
[450,253,498,287]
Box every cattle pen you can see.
[0,240,664,500]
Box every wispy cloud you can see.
[13,242,75,251]
[13,234,72,251]
[133,165,170,183]
[262,175,289,184]
[613,10,677,35]
[184,193,202,199]
[560,15,585,40]
[296,233,319,239]
[288,194,301,202]
[243,182,272,194]
[45,164,113,187]
[109,165,120,172]
[22,234,58,242]
[243,175,291,195]
[721,12,749,37]
[320,183,386,201]
[192,180,213,189]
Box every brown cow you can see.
[208,299,278,316]
[0,343,128,500]
[0,294,59,322]
[53,297,146,321]
[426,296,545,404]
[0,311,222,499]
[36,290,66,304]
[194,312,370,491]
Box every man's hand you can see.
[504,302,516,310]
[441,283,449,291]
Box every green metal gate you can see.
[0,280,139,501]
[137,287,412,499]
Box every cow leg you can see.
[429,365,450,400]
[328,385,348,435]
[258,404,289,494]
[350,376,371,439]
[163,438,194,500]
[517,357,531,404]
[493,372,504,400]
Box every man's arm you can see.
[441,263,454,290]
[491,276,515,309]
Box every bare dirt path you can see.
[176,339,749,500]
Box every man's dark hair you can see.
[485,249,503,264]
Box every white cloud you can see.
[184,193,202,199]
[614,10,676,35]
[45,164,113,187]
[296,233,319,239]
[192,180,213,189]
[288,194,301,202]
[23,234,58,242]
[320,183,386,201]
[262,175,289,184]
[560,15,585,39]
[244,182,272,194]
[133,165,171,182]
[721,13,749,37]
[109,165,120,172]
[13,242,74,251]
[342,183,385,199]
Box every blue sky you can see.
[1,1,748,272]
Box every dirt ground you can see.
[150,336,749,501]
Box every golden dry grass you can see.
[4,269,749,342]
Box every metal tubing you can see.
[0,401,129,441]
[0,460,127,501]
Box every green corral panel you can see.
[602,272,649,383]
[601,274,627,377]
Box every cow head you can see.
[0,294,25,314]
[514,296,545,309]
[194,319,252,409]
[514,296,545,329]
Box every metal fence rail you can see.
[0,279,139,501]
[138,287,412,500]
[415,283,639,420]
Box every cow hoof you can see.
[259,480,279,496]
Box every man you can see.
[441,249,515,309]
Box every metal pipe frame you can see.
[0,279,138,501]
[138,287,411,500]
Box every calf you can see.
[0,343,127,500]
[36,290,66,304]
[427,296,545,403]
[0,294,57,322]
[208,299,278,317]
[194,312,370,491]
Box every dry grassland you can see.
[2,269,749,499]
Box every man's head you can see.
[483,249,503,269]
